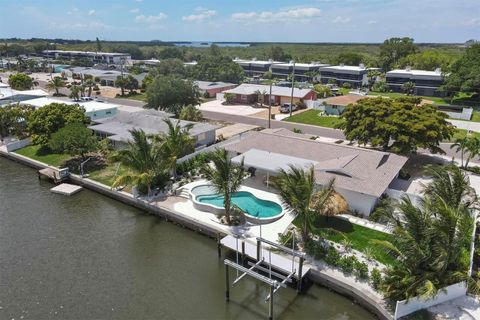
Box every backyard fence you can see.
[394,282,467,319]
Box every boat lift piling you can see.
[221,235,308,320]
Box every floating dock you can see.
[50,183,83,196]
[38,167,70,184]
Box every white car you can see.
[279,103,297,113]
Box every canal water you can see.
[0,157,373,319]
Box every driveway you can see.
[198,100,262,116]
[448,119,480,133]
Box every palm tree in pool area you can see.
[271,165,336,245]
[200,149,245,225]
[111,129,166,198]
[46,76,66,96]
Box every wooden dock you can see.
[50,183,83,196]
[221,235,310,279]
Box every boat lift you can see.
[222,235,306,320]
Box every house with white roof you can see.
[386,67,445,97]
[224,128,408,215]
[222,83,317,105]
[43,50,131,65]
[0,86,49,106]
[318,64,379,88]
[270,61,330,81]
[233,58,282,77]
[20,97,118,121]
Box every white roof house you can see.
[0,87,49,105]
[386,68,443,80]
[319,65,380,74]
[223,83,314,99]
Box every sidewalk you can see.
[448,119,480,133]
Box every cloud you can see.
[463,17,480,26]
[182,9,216,22]
[332,16,351,23]
[135,0,143,2]
[135,13,168,24]
[368,19,378,24]
[129,8,140,14]
[231,7,321,23]
[67,7,80,15]
[88,9,96,16]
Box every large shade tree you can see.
[337,97,454,154]
[8,73,37,90]
[442,44,480,97]
[200,149,245,225]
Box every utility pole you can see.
[289,61,296,117]
[268,80,273,128]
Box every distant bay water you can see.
[173,42,250,47]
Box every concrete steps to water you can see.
[177,188,190,199]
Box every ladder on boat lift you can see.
[222,235,306,320]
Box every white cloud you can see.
[88,9,96,16]
[129,8,140,14]
[67,7,80,15]
[463,17,480,26]
[135,13,168,24]
[368,19,378,24]
[232,7,321,23]
[332,16,351,23]
[182,9,216,22]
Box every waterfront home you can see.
[318,64,379,88]
[20,97,118,121]
[386,67,445,97]
[318,94,368,115]
[222,83,317,106]
[224,128,408,215]
[88,109,218,149]
[194,81,236,98]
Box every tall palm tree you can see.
[200,149,245,225]
[450,137,469,168]
[69,85,81,101]
[83,78,96,97]
[111,129,165,198]
[465,137,480,168]
[402,81,416,95]
[254,89,267,107]
[46,76,66,96]
[271,165,336,244]
[155,118,195,179]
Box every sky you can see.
[0,0,479,43]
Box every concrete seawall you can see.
[0,148,393,320]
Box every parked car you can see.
[80,97,93,101]
[279,103,297,113]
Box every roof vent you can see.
[252,57,257,61]
[268,59,273,63]
[406,65,411,71]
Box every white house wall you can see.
[335,187,378,216]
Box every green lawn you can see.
[307,216,397,266]
[368,91,450,105]
[117,92,147,102]
[284,109,343,128]
[15,145,72,167]
[88,163,132,187]
[471,111,480,122]
[448,129,480,142]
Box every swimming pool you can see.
[189,185,284,224]
[196,191,282,218]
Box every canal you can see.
[0,157,373,319]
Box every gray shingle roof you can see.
[225,128,407,197]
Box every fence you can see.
[394,282,467,319]
[5,138,31,152]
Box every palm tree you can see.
[450,137,469,167]
[83,78,96,97]
[111,129,165,198]
[69,85,81,101]
[465,137,480,168]
[155,118,195,179]
[254,89,267,107]
[46,76,66,96]
[271,165,336,244]
[179,104,203,122]
[200,149,245,225]
[402,81,416,95]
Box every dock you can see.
[221,235,311,279]
[38,167,70,184]
[50,183,83,195]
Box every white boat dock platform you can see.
[50,183,83,196]
[221,235,311,279]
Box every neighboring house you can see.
[386,67,445,97]
[62,67,146,87]
[222,83,317,105]
[88,109,218,150]
[318,94,368,115]
[0,86,49,106]
[233,58,281,77]
[42,50,131,65]
[20,97,118,121]
[194,81,236,98]
[270,62,330,82]
[224,128,407,215]
[318,64,379,88]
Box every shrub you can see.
[325,246,341,266]
[338,255,357,274]
[354,260,369,279]
[293,128,302,134]
[370,268,383,290]
[296,101,307,109]
[342,82,351,89]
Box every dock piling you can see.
[225,264,230,302]
[269,285,274,320]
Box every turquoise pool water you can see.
[196,191,282,218]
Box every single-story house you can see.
[222,83,317,105]
[0,85,49,106]
[319,94,368,115]
[224,128,408,215]
[194,81,236,98]
[88,109,218,149]
[20,97,118,121]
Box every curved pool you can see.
[190,185,284,224]
[197,191,282,218]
